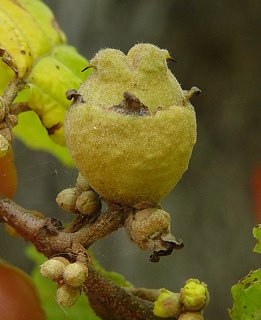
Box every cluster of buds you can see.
[56,173,101,216]
[40,257,88,307]
[153,279,208,319]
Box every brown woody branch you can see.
[0,193,176,320]
[0,77,26,115]
[85,267,171,320]
[0,78,27,147]
[0,194,129,257]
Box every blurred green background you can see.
[0,1,261,319]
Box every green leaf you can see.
[0,0,65,77]
[253,224,261,254]
[0,59,14,94]
[12,45,91,162]
[26,246,101,320]
[13,110,74,166]
[15,45,90,146]
[91,252,133,288]
[230,269,261,319]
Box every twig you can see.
[126,287,160,302]
[0,194,128,257]
[0,78,26,115]
[10,102,30,115]
[85,267,174,320]
[0,193,176,320]
[0,78,27,147]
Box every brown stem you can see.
[85,267,175,320]
[0,78,26,115]
[0,194,128,257]
[10,102,31,115]
[126,287,160,302]
[0,193,178,320]
[0,78,26,146]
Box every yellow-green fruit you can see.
[64,43,197,206]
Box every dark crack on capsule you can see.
[109,92,151,116]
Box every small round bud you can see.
[52,257,70,266]
[0,134,9,158]
[180,279,208,311]
[153,289,182,318]
[76,173,90,191]
[75,190,101,215]
[40,258,68,281]
[125,208,170,250]
[56,187,77,213]
[56,284,81,307]
[63,262,88,288]
[178,311,204,320]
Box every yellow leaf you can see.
[0,0,65,76]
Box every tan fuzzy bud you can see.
[153,289,182,318]
[76,173,90,191]
[180,279,208,311]
[178,311,204,320]
[126,208,170,250]
[75,190,101,215]
[40,258,67,281]
[56,187,78,213]
[63,262,88,288]
[52,257,70,266]
[56,284,81,307]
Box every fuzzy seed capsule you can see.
[40,258,68,281]
[56,284,81,307]
[64,43,197,206]
[63,262,88,288]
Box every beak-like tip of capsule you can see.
[166,55,177,63]
[81,64,96,72]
